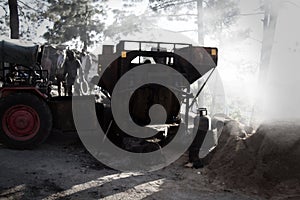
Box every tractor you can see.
[0,39,218,150]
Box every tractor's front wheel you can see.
[0,93,52,149]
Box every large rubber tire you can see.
[0,93,52,149]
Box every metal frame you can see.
[117,40,193,52]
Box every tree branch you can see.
[167,13,197,17]
[148,13,197,18]
[151,0,196,10]
[0,4,8,15]
[175,29,198,33]
[284,0,300,8]
[238,12,265,16]
[148,14,197,18]
[248,36,262,43]
[17,0,42,13]
[0,4,5,10]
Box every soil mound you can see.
[207,120,300,199]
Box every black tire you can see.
[0,93,52,149]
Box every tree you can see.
[196,0,204,45]
[0,0,47,40]
[43,0,107,49]
[149,0,240,45]
[149,0,239,109]
[251,0,281,125]
[103,1,156,41]
[258,0,281,84]
[0,0,10,37]
[1,0,153,47]
[104,13,155,41]
[8,0,19,39]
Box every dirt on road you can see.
[0,130,262,200]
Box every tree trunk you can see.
[8,0,19,39]
[251,0,280,125]
[196,0,205,106]
[197,0,204,45]
[258,0,280,83]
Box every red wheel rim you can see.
[2,105,40,141]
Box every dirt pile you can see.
[206,120,300,199]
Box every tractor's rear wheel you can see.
[0,93,52,149]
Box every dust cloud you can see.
[254,0,300,123]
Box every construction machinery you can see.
[0,39,218,150]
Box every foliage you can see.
[43,0,107,48]
[148,0,240,35]
[103,0,156,41]
[0,0,46,40]
[0,0,10,37]
[204,0,240,32]
[104,13,154,40]
[0,0,155,46]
